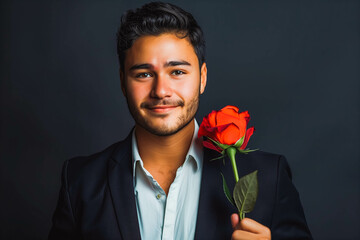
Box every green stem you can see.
[226,147,239,182]
[239,211,245,220]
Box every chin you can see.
[141,118,193,137]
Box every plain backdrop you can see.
[1,0,359,239]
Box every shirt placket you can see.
[161,166,184,240]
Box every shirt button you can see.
[156,193,161,199]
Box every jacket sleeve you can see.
[270,156,313,240]
[48,160,80,240]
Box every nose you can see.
[150,74,172,99]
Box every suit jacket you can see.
[49,132,312,240]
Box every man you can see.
[49,2,312,239]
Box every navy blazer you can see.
[49,132,312,239]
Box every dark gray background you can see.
[1,0,359,239]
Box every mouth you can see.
[146,105,178,113]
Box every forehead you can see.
[124,33,199,69]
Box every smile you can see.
[147,105,178,113]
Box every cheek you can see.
[125,82,149,105]
[175,76,200,100]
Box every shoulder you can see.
[62,133,132,190]
[65,142,118,180]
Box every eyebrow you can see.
[164,60,191,67]
[129,60,191,71]
[129,63,152,71]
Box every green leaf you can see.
[233,136,245,148]
[209,155,225,162]
[207,137,230,150]
[237,148,259,154]
[233,170,258,214]
[221,173,235,206]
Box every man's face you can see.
[121,33,207,136]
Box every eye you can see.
[136,72,152,78]
[171,70,185,76]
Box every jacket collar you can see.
[194,147,235,238]
[107,131,141,240]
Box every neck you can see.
[135,120,195,170]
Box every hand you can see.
[231,213,271,240]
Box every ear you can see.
[200,62,207,94]
[119,68,126,97]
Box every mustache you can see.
[141,99,184,108]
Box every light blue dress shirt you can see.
[132,121,203,240]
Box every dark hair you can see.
[116,2,206,70]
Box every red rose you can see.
[198,105,255,151]
[198,105,258,220]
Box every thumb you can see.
[231,213,240,230]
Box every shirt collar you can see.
[131,119,203,178]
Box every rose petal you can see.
[239,111,250,125]
[220,105,239,115]
[216,123,242,145]
[216,106,240,125]
[216,110,243,126]
[198,118,209,138]
[217,113,247,138]
[207,110,217,126]
[203,139,222,153]
[200,124,228,142]
[240,126,255,150]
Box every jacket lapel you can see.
[194,148,235,239]
[107,133,141,240]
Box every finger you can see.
[239,218,271,236]
[231,229,258,240]
[231,213,240,230]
